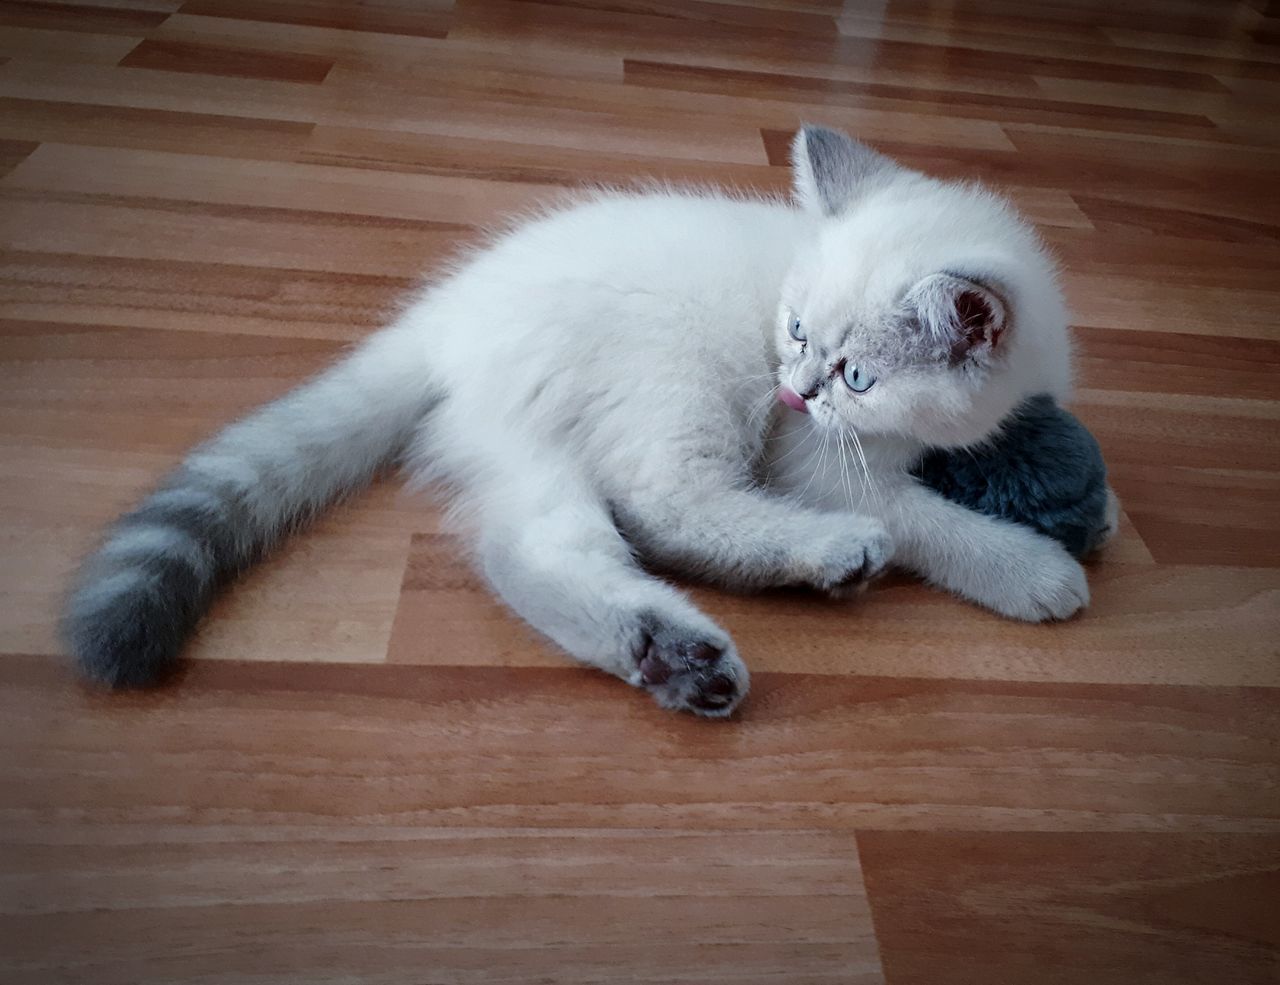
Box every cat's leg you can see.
[881,478,1089,621]
[614,471,891,595]
[469,473,749,717]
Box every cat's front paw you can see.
[805,518,893,597]
[632,620,749,718]
[983,538,1089,622]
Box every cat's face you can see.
[774,245,1009,444]
[776,126,1070,448]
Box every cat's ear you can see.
[907,272,1008,365]
[791,125,899,216]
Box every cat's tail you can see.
[63,325,439,687]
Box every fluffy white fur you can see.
[65,127,1093,717]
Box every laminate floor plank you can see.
[2,658,1275,835]
[857,830,1280,985]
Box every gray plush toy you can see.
[914,394,1112,560]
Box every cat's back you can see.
[415,187,802,472]
[416,185,806,385]
[442,187,805,313]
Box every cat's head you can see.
[776,125,1072,448]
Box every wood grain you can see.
[179,0,453,39]
[0,0,1277,981]
[858,831,1280,985]
[3,657,1276,836]
[120,38,336,85]
[0,0,170,35]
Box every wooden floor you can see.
[1,1,1278,982]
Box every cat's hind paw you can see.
[631,619,749,718]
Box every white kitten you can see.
[65,126,1088,717]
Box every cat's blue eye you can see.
[787,312,806,343]
[843,363,876,393]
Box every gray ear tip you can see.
[791,124,815,152]
[795,124,842,146]
[791,125,897,215]
[796,125,876,164]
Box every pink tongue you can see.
[778,387,808,414]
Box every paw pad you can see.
[632,622,747,718]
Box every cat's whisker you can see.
[763,428,817,472]
[837,433,856,515]
[819,431,833,502]
[796,428,829,504]
[835,432,846,508]
[841,430,869,508]
[961,443,993,485]
[849,437,860,512]
[728,372,784,402]
[730,371,782,385]
[768,421,817,489]
[847,426,880,509]
[744,383,781,435]
[782,434,823,501]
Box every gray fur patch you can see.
[64,547,211,689]
[126,480,250,570]
[99,524,211,576]
[794,125,899,216]
[64,479,252,688]
[914,394,1111,559]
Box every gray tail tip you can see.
[62,574,203,690]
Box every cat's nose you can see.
[792,363,824,400]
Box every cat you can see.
[64,125,1094,718]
